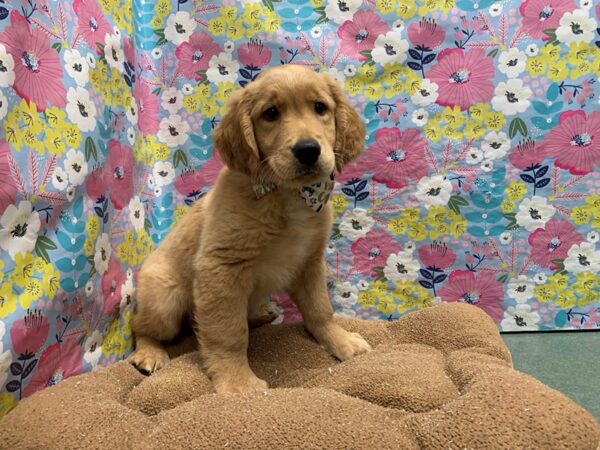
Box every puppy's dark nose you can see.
[292,140,321,166]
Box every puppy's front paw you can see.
[317,325,372,361]
[214,373,268,395]
[128,347,170,375]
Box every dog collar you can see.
[252,173,335,213]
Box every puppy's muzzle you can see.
[293,140,321,166]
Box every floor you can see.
[502,331,600,421]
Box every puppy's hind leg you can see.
[128,264,189,375]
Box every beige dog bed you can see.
[1,303,598,449]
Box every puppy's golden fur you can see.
[128,65,370,394]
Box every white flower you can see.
[206,52,240,84]
[404,241,416,253]
[153,161,176,187]
[104,33,124,73]
[0,348,10,388]
[334,282,358,308]
[94,233,112,274]
[372,30,409,66]
[66,87,97,132]
[112,25,121,37]
[325,0,361,24]
[125,96,138,125]
[587,231,599,243]
[51,167,69,191]
[579,0,592,9]
[83,331,103,368]
[0,44,15,87]
[564,241,600,273]
[480,160,494,172]
[498,48,526,78]
[411,108,429,126]
[392,19,405,32]
[415,175,452,208]
[63,49,89,86]
[127,127,136,146]
[120,277,135,315]
[85,280,94,297]
[411,79,439,106]
[525,44,539,57]
[223,41,234,53]
[501,304,541,331]
[128,196,145,230]
[516,196,556,232]
[383,251,419,283]
[310,26,323,39]
[182,83,194,95]
[556,9,596,44]
[151,48,163,59]
[86,53,96,68]
[326,241,336,254]
[339,208,374,241]
[0,91,7,120]
[326,67,346,87]
[157,114,190,148]
[489,3,502,16]
[491,79,532,116]
[499,231,513,245]
[164,11,196,45]
[66,186,75,202]
[507,275,535,303]
[482,131,510,160]
[466,147,484,164]
[343,64,356,77]
[161,87,183,114]
[0,201,41,259]
[534,272,547,285]
[357,279,370,290]
[154,186,162,197]
[64,148,88,186]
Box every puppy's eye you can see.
[263,107,279,122]
[314,102,327,115]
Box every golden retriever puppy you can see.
[128,64,370,394]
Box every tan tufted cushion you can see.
[1,304,598,449]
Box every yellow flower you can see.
[407,222,427,241]
[464,120,485,140]
[173,206,189,225]
[357,64,377,82]
[154,0,171,17]
[3,111,20,148]
[22,128,44,155]
[585,195,600,211]
[20,100,43,134]
[540,45,560,63]
[151,16,163,30]
[154,143,170,161]
[397,0,417,18]
[555,290,576,309]
[42,264,60,300]
[442,125,462,141]
[183,94,201,113]
[376,293,396,314]
[567,42,593,65]
[375,0,395,14]
[264,14,280,35]
[0,392,18,420]
[12,252,35,289]
[547,60,569,83]
[311,0,325,6]
[570,60,592,80]
[44,128,66,156]
[0,282,17,319]
[506,182,528,201]
[62,123,82,148]
[241,4,263,24]
[388,217,408,235]
[526,57,546,77]
[86,215,100,239]
[102,319,120,358]
[469,103,490,123]
[449,217,467,238]
[84,237,95,256]
[534,285,555,303]
[371,281,388,295]
[573,272,596,295]
[571,206,592,225]
[365,82,384,101]
[402,208,420,222]
[32,257,46,272]
[484,112,506,131]
[358,291,377,308]
[423,121,442,143]
[20,278,42,309]
[442,106,465,128]
[426,205,448,227]
[549,273,569,291]
[216,81,237,104]
[200,98,218,118]
[501,199,515,213]
[331,195,348,214]
[345,77,364,96]
[227,19,245,40]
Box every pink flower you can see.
[10,309,50,356]
[134,80,159,135]
[86,168,106,202]
[351,229,400,275]
[0,141,17,214]
[540,110,600,175]
[175,169,205,197]
[104,140,134,209]
[238,39,272,69]
[176,32,221,80]
[23,339,82,398]
[336,157,368,184]
[0,11,66,111]
[528,219,584,268]
[426,48,495,111]
[407,18,446,50]
[73,0,112,50]
[418,241,456,270]
[520,0,575,39]
[202,152,224,185]
[362,128,429,189]
[123,36,135,66]
[438,270,504,323]
[338,10,390,61]
[508,137,547,170]
[102,259,126,316]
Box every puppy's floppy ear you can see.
[325,75,366,173]
[213,89,260,176]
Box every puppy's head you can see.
[213,65,365,188]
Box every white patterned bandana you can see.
[253,173,335,213]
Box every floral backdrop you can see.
[1,0,600,417]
